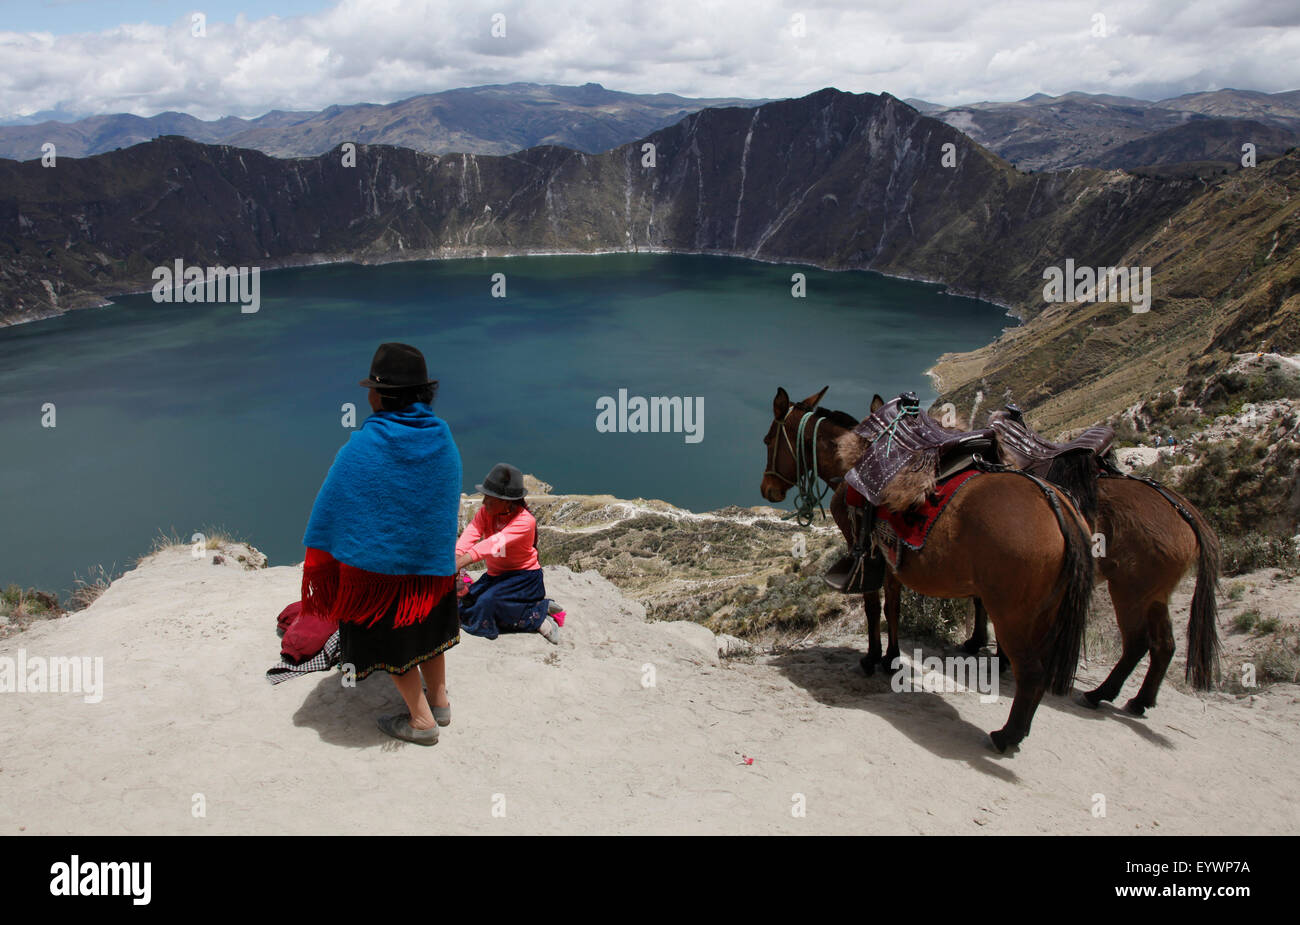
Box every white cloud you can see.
[0,0,1296,121]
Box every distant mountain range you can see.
[906,89,1300,172]
[0,82,770,161]
[4,84,1298,174]
[3,87,1296,433]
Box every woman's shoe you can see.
[540,616,561,645]
[397,707,451,727]
[547,602,567,627]
[377,714,439,746]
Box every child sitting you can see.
[455,463,565,644]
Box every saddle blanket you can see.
[875,468,981,561]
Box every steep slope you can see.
[931,150,1300,430]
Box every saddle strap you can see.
[1098,467,1199,533]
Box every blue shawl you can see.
[303,403,462,575]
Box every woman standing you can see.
[301,343,462,746]
[456,463,563,644]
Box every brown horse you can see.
[962,468,1221,712]
[761,386,1095,752]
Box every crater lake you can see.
[0,253,1011,595]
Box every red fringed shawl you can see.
[302,547,454,629]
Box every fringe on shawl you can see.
[302,548,454,629]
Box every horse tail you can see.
[1045,451,1099,525]
[1033,481,1095,696]
[1174,491,1221,690]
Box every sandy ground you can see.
[1,545,1297,835]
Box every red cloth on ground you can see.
[279,600,338,665]
[277,601,301,637]
[301,546,454,629]
[875,469,981,550]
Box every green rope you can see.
[789,412,831,527]
[870,396,920,455]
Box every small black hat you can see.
[476,463,526,501]
[359,342,438,389]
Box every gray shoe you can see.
[399,707,450,727]
[540,616,561,645]
[378,714,439,746]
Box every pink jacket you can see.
[456,505,540,575]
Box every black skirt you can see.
[338,591,460,681]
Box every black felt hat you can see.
[476,463,526,501]
[359,342,438,389]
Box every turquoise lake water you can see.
[0,253,1010,596]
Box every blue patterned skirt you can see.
[458,568,551,639]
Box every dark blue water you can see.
[0,253,1009,596]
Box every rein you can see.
[766,405,836,526]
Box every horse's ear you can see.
[870,394,885,412]
[800,385,829,408]
[773,387,790,418]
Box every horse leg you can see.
[860,588,883,675]
[1083,587,1148,708]
[835,484,886,676]
[962,599,1008,674]
[990,654,1047,753]
[961,596,988,654]
[883,572,901,669]
[1125,600,1174,716]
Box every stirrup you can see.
[823,555,861,593]
[824,552,885,594]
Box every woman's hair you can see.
[377,383,437,411]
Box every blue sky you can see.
[2,1,333,34]
[1,1,1298,122]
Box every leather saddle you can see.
[988,404,1114,479]
[844,392,995,507]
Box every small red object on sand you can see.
[742,755,754,765]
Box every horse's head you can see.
[760,385,828,502]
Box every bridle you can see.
[765,402,836,526]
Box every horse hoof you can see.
[859,655,877,676]
[1082,689,1106,708]
[1124,699,1147,717]
[960,638,982,655]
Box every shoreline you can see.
[0,245,1024,331]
